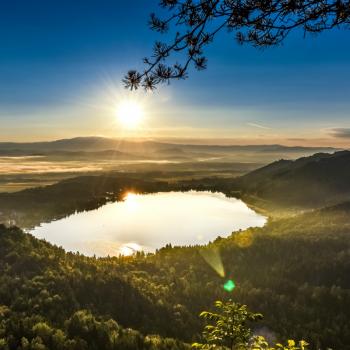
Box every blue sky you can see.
[1,0,350,145]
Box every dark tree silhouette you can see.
[123,0,350,90]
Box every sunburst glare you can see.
[119,243,142,256]
[123,192,140,211]
[116,100,144,129]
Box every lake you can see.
[30,191,266,256]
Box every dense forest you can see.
[0,175,172,228]
[1,198,350,349]
[231,151,350,207]
[0,225,190,350]
[1,151,350,349]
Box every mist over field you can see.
[0,137,339,192]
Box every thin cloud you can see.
[287,138,308,142]
[247,122,271,130]
[328,128,350,139]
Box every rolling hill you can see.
[232,150,350,207]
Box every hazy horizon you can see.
[0,134,349,148]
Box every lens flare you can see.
[199,246,225,278]
[223,279,236,292]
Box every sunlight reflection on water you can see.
[30,191,266,257]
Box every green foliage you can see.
[0,225,190,350]
[193,303,308,350]
[193,300,263,349]
[274,339,309,350]
[250,336,309,350]
[0,306,189,350]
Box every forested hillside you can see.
[1,200,350,349]
[232,150,350,207]
[0,225,190,350]
[0,175,171,228]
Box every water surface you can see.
[30,191,266,256]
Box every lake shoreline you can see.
[29,190,267,257]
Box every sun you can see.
[119,243,142,256]
[116,100,143,129]
[123,192,139,211]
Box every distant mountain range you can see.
[0,136,339,152]
[0,136,340,160]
